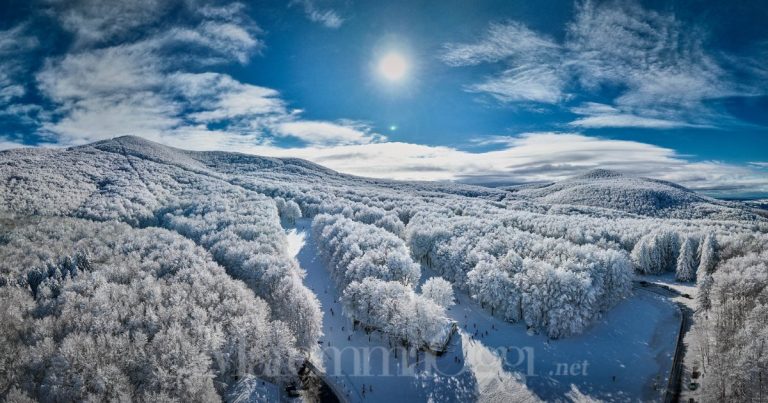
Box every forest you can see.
[0,136,766,401]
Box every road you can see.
[633,280,694,403]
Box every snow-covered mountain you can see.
[1,136,766,402]
[507,168,755,219]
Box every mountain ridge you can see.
[2,135,761,221]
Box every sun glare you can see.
[378,52,408,81]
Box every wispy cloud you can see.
[442,22,564,104]
[441,22,559,66]
[568,103,712,129]
[276,121,384,145]
[26,0,369,148]
[249,132,768,196]
[441,0,765,128]
[290,0,345,29]
[0,24,38,107]
[171,72,286,123]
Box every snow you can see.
[285,227,306,258]
[635,272,698,307]
[513,169,756,220]
[2,136,765,402]
[289,218,681,402]
[225,375,281,403]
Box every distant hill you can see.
[505,168,757,220]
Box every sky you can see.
[1,0,767,197]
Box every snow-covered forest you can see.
[1,136,766,401]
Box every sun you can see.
[378,52,408,81]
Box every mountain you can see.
[506,168,755,220]
[0,136,758,222]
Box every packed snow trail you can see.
[287,218,680,402]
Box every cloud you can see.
[566,0,734,111]
[30,1,357,148]
[570,114,699,129]
[0,139,29,151]
[49,0,259,49]
[43,93,181,142]
[568,103,710,129]
[35,36,176,143]
[290,0,344,29]
[36,43,163,102]
[246,132,768,196]
[441,23,564,104]
[165,21,263,64]
[468,66,565,104]
[51,0,176,46]
[171,72,286,123]
[275,121,384,145]
[0,24,38,105]
[441,22,559,67]
[441,0,764,128]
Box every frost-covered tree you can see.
[0,218,304,401]
[697,272,714,311]
[312,214,452,348]
[343,278,453,349]
[276,198,302,223]
[691,234,768,401]
[421,277,455,308]
[675,237,697,281]
[466,255,522,321]
[631,230,680,274]
[698,232,718,275]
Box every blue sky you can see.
[1,0,767,196]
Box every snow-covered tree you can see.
[277,199,302,223]
[675,237,697,281]
[698,232,718,275]
[697,272,714,311]
[421,277,455,308]
[0,218,305,401]
[312,214,451,348]
[631,230,680,274]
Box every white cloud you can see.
[34,5,314,146]
[469,66,565,104]
[276,121,384,146]
[570,114,698,129]
[32,18,368,148]
[165,21,262,64]
[53,0,174,46]
[0,24,38,105]
[171,72,286,123]
[441,0,763,128]
[43,93,181,143]
[246,132,768,195]
[0,140,28,150]
[568,103,710,129]
[441,22,559,67]
[442,22,564,104]
[566,0,734,111]
[290,0,344,29]
[36,44,163,102]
